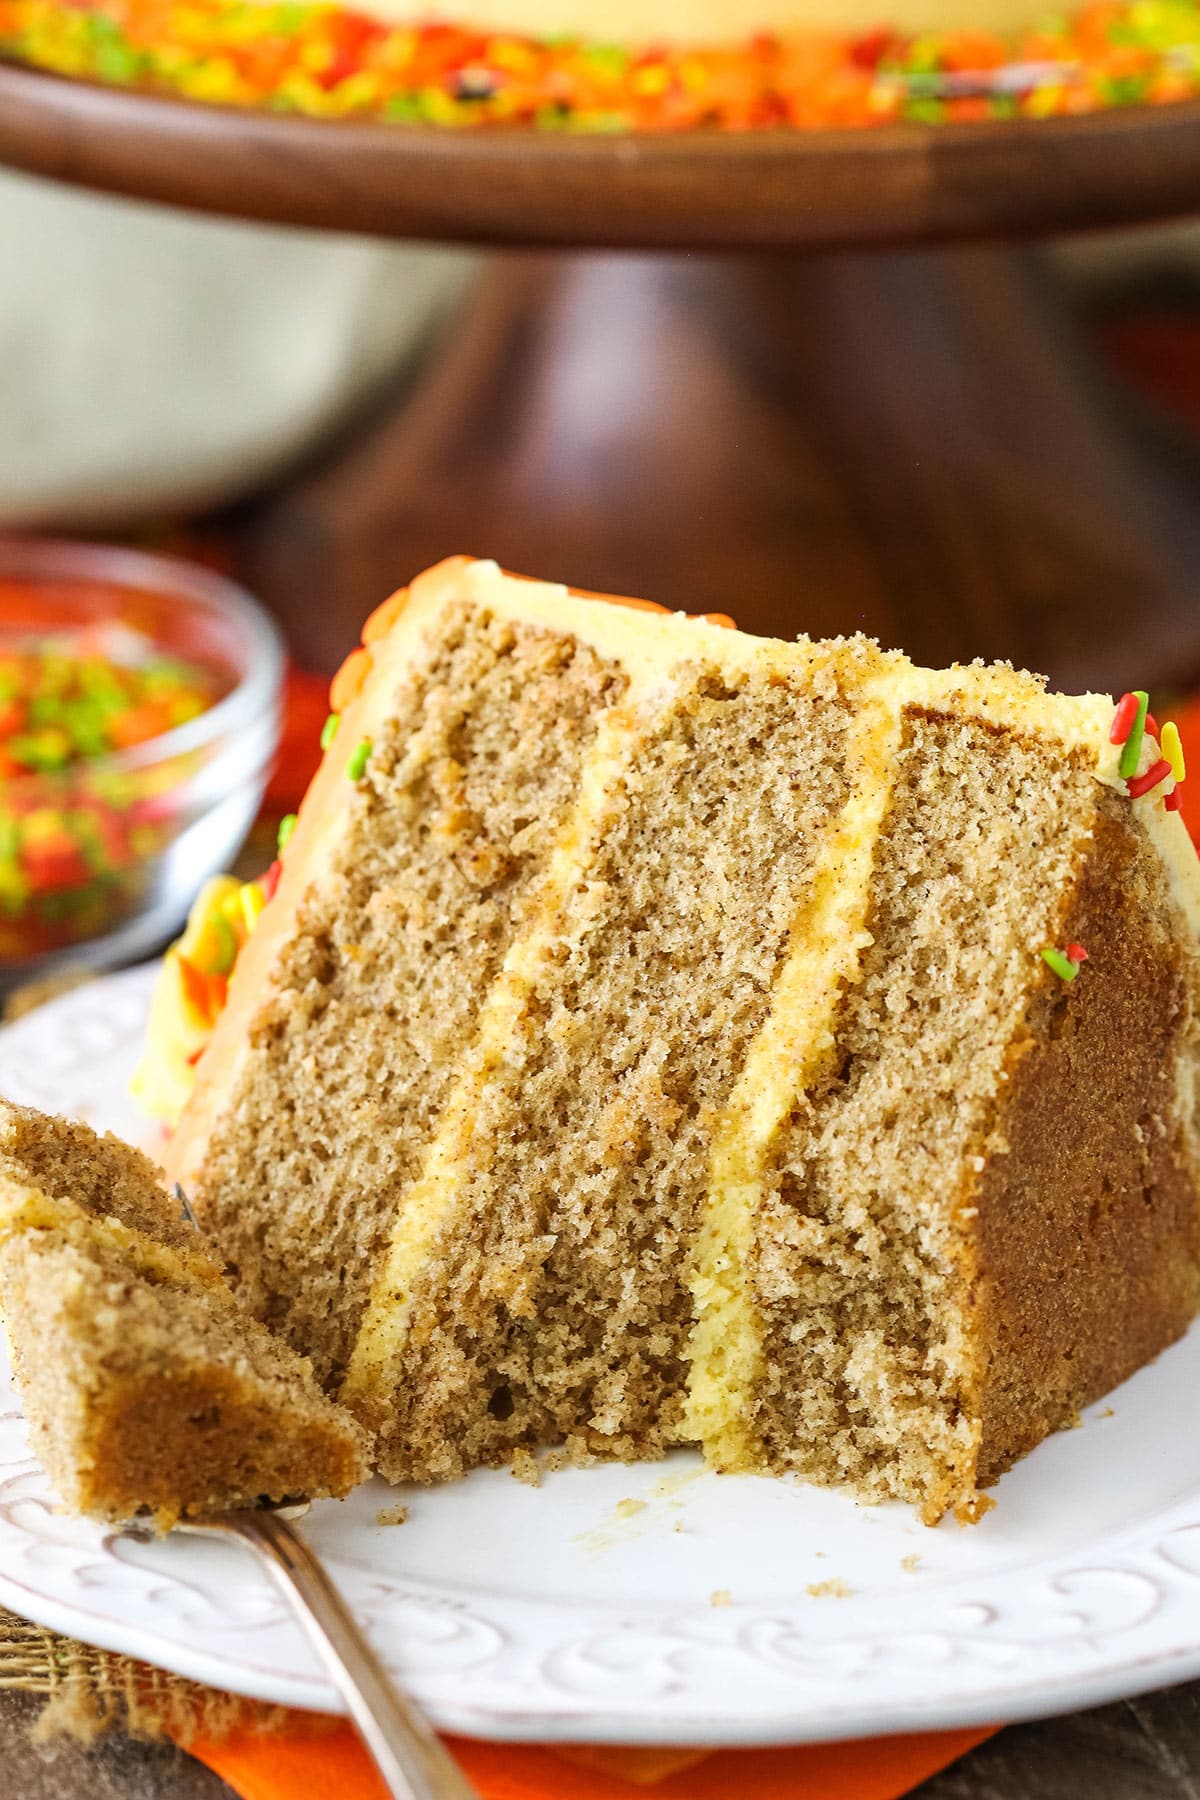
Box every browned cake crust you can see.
[967,789,1200,1487]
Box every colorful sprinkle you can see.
[277,811,298,852]
[239,880,266,934]
[346,738,372,781]
[1065,942,1089,964]
[1126,757,1173,799]
[4,0,1200,132]
[1162,720,1186,783]
[261,858,282,901]
[320,712,341,751]
[1166,787,1184,812]
[1041,945,1081,982]
[1118,690,1150,781]
[194,907,237,976]
[1110,692,1139,745]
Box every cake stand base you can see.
[243,242,1200,696]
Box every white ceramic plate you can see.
[2,966,1200,1743]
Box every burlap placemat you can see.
[0,1604,303,1745]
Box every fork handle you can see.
[219,1509,480,1800]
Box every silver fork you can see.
[125,1503,479,1800]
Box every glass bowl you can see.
[0,538,284,989]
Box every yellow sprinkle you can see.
[239,882,266,935]
[489,37,537,74]
[377,29,417,69]
[220,888,246,933]
[299,38,333,73]
[633,63,670,95]
[175,56,245,101]
[1027,84,1065,117]
[325,71,382,112]
[1162,720,1186,783]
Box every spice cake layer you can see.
[162,558,1200,1520]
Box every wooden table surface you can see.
[7,1675,1200,1797]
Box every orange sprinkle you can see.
[330,646,372,712]
[362,589,410,645]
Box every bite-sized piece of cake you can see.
[0,1102,369,1529]
[163,557,1200,1524]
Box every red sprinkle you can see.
[1166,787,1184,812]
[261,859,282,900]
[1146,713,1161,738]
[1126,758,1173,799]
[1110,693,1139,744]
[1065,942,1089,963]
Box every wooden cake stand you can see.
[2,57,1200,690]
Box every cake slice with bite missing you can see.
[159,556,1200,1524]
[0,1101,368,1529]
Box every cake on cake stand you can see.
[1,57,1199,692]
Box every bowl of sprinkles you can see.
[0,539,283,985]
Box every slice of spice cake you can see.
[161,558,1200,1522]
[0,1102,367,1527]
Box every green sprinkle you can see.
[1041,946,1079,982]
[199,910,238,976]
[95,34,142,82]
[584,43,629,77]
[904,95,946,123]
[383,93,426,122]
[277,812,298,852]
[1100,71,1150,103]
[320,711,341,751]
[347,738,372,781]
[271,3,311,32]
[1118,689,1149,780]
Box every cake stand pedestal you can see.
[1,60,1199,690]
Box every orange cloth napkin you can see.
[191,1720,997,1798]
[187,673,1200,1800]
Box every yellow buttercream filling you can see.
[682,682,901,1465]
[0,1184,223,1291]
